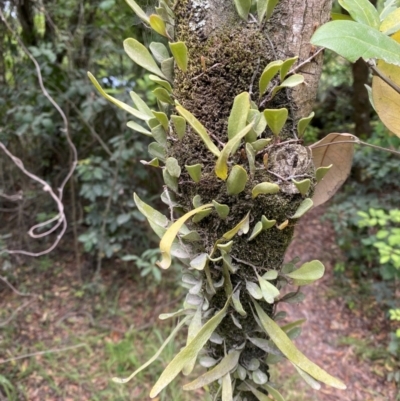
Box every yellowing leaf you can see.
[223,212,250,240]
[149,14,168,37]
[221,373,233,401]
[252,182,280,198]
[158,204,213,269]
[169,41,188,72]
[311,133,356,208]
[380,8,400,35]
[176,105,221,157]
[253,301,346,389]
[290,198,313,219]
[216,123,253,180]
[149,297,231,398]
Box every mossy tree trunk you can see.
[167,1,331,399]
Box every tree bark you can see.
[169,1,332,399]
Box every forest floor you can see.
[0,206,398,400]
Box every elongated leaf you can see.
[149,74,173,92]
[183,351,240,390]
[253,301,347,389]
[223,211,250,239]
[380,0,400,20]
[245,382,272,401]
[259,60,283,96]
[222,373,233,400]
[112,315,190,383]
[232,289,247,316]
[134,193,169,227]
[262,383,286,401]
[280,56,298,80]
[297,111,315,137]
[130,91,154,118]
[127,120,153,136]
[234,0,251,20]
[263,108,288,136]
[292,363,322,390]
[252,182,280,198]
[228,92,251,140]
[226,165,248,195]
[380,8,400,35]
[149,14,168,37]
[331,12,354,20]
[176,105,221,157]
[257,0,280,23]
[153,87,173,104]
[159,309,193,320]
[171,115,186,139]
[158,204,213,269]
[216,123,254,180]
[182,307,202,375]
[271,75,304,98]
[125,0,149,23]
[161,57,174,81]
[169,41,188,72]
[124,38,168,79]
[149,42,170,64]
[338,0,380,28]
[87,72,149,120]
[311,133,356,207]
[311,21,400,66]
[149,297,231,398]
[290,198,313,219]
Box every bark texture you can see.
[168,1,332,399]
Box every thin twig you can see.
[288,47,324,76]
[0,276,33,297]
[0,343,87,365]
[368,61,400,95]
[0,299,36,328]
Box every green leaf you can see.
[149,42,170,64]
[338,0,380,29]
[331,12,354,21]
[280,56,298,80]
[127,120,152,136]
[252,182,280,198]
[262,270,278,280]
[246,281,263,299]
[380,8,400,35]
[223,212,250,240]
[292,179,311,196]
[134,193,169,228]
[234,0,251,20]
[246,143,256,177]
[130,91,154,118]
[190,253,208,270]
[149,297,231,398]
[163,169,178,191]
[245,382,273,401]
[263,108,288,136]
[153,111,169,131]
[159,309,193,320]
[124,38,168,79]
[152,124,167,146]
[271,75,304,98]
[380,0,399,20]
[257,274,280,303]
[176,104,221,157]
[315,164,332,182]
[87,72,149,120]
[169,41,188,72]
[248,221,264,241]
[262,383,286,401]
[257,0,280,23]
[157,204,213,269]
[153,87,173,104]
[148,142,166,162]
[251,138,271,152]
[149,74,173,92]
[216,123,253,180]
[280,318,306,333]
[171,115,186,139]
[182,307,202,375]
[297,111,315,137]
[125,0,150,23]
[259,60,283,96]
[212,200,230,219]
[228,92,251,140]
[292,363,322,390]
[183,351,240,390]
[217,240,233,253]
[166,157,181,178]
[261,215,276,229]
[290,198,313,219]
[140,158,160,167]
[149,14,168,37]
[221,373,233,401]
[232,289,247,316]
[285,260,325,285]
[226,165,248,195]
[112,315,190,384]
[253,301,347,389]
[192,208,213,223]
[185,164,202,182]
[161,57,174,82]
[311,21,400,66]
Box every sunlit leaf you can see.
[228,92,251,140]
[183,351,240,390]
[252,182,280,198]
[158,204,213,269]
[311,133,355,207]
[280,56,298,80]
[263,108,288,136]
[234,0,251,20]
[380,8,400,35]
[125,0,150,23]
[149,297,231,398]
[134,193,169,228]
[149,14,168,37]
[226,165,248,195]
[253,301,347,389]
[176,104,221,157]
[124,38,168,79]
[259,60,283,96]
[311,21,400,66]
[216,123,253,180]
[271,74,304,98]
[338,0,380,28]
[169,41,188,72]
[290,198,313,219]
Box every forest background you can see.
[0,0,399,399]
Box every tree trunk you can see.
[168,1,332,399]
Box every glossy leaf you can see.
[134,193,169,228]
[311,133,355,207]
[169,41,188,72]
[176,104,221,157]
[223,212,250,239]
[263,108,288,136]
[166,157,181,178]
[297,111,315,137]
[158,204,213,269]
[311,21,400,66]
[290,198,313,219]
[248,221,263,241]
[125,0,150,23]
[183,351,240,390]
[149,74,173,92]
[185,164,202,182]
[226,165,248,195]
[234,0,252,20]
[149,297,231,398]
[212,200,230,219]
[112,315,190,383]
[257,0,280,23]
[127,120,152,136]
[124,38,168,79]
[253,301,347,389]
[228,92,251,140]
[216,123,253,180]
[280,56,298,80]
[149,14,168,37]
[338,0,380,28]
[87,72,149,120]
[292,179,311,196]
[271,74,304,98]
[259,60,283,96]
[252,182,280,198]
[149,42,170,64]
[171,115,187,139]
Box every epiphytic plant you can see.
[88,0,400,399]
